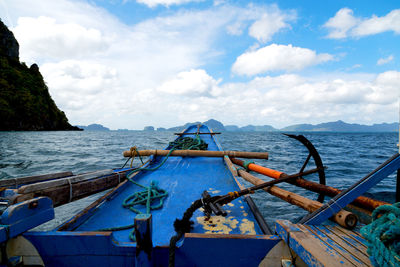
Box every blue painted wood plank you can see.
[307,225,370,266]
[324,225,368,250]
[275,220,355,267]
[0,197,54,242]
[318,226,370,260]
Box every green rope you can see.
[361,203,400,267]
[242,160,254,171]
[102,135,208,241]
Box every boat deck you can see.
[71,125,263,246]
[275,220,372,266]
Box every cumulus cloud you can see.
[248,8,295,43]
[12,16,110,62]
[324,8,400,39]
[3,0,398,129]
[232,44,333,76]
[377,55,394,65]
[157,69,220,96]
[323,8,359,39]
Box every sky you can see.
[0,0,399,130]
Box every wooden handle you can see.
[123,149,268,159]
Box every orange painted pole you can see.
[230,157,389,211]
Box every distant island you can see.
[75,124,110,131]
[0,20,80,131]
[143,119,398,132]
[87,119,397,132]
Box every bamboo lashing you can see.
[123,149,269,159]
[231,158,388,211]
[237,169,358,229]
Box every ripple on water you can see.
[0,131,398,228]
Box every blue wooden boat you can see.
[0,124,399,266]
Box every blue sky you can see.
[1,0,399,129]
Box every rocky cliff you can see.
[0,20,80,131]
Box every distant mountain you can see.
[281,120,398,132]
[164,119,398,132]
[144,126,154,131]
[225,125,240,131]
[203,119,225,131]
[239,125,277,132]
[167,121,201,132]
[76,124,110,131]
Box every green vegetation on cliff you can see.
[0,20,80,131]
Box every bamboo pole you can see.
[0,171,73,188]
[123,149,269,159]
[237,169,358,229]
[12,170,129,207]
[231,158,388,211]
[18,169,114,194]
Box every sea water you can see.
[0,131,398,228]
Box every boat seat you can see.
[275,220,372,266]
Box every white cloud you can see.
[157,69,220,96]
[2,0,398,129]
[377,55,394,65]
[12,16,110,63]
[232,44,333,76]
[323,8,359,39]
[136,0,203,8]
[248,9,295,43]
[352,9,400,37]
[324,8,400,39]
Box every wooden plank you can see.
[318,226,370,260]
[14,172,126,207]
[18,169,114,194]
[306,225,371,266]
[0,171,73,188]
[325,225,368,248]
[275,220,355,267]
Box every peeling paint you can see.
[196,216,239,234]
[196,215,256,235]
[239,219,256,235]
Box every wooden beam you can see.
[0,172,73,188]
[18,169,114,194]
[13,172,127,207]
[123,149,269,159]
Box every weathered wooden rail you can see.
[8,169,130,207]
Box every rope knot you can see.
[243,160,254,171]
